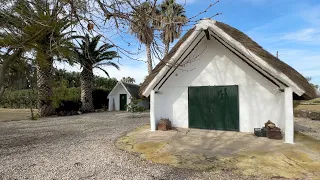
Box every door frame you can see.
[188,85,240,131]
[119,94,127,111]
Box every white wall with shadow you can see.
[154,37,286,132]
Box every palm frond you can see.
[94,61,120,70]
[95,66,110,78]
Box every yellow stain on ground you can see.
[116,125,320,179]
[229,149,320,179]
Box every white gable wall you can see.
[108,84,131,111]
[153,37,286,132]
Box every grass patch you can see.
[0,108,38,122]
[295,104,320,112]
[295,132,320,151]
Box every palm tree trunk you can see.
[80,65,94,112]
[37,57,55,117]
[164,41,170,57]
[146,44,153,74]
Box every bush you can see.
[0,89,37,108]
[0,85,109,113]
[92,88,110,109]
[126,98,146,113]
[293,100,301,108]
[55,100,82,116]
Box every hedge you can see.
[0,87,110,111]
[0,89,37,108]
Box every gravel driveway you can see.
[0,112,283,180]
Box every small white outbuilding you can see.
[108,81,149,111]
[139,19,317,144]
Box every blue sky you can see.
[57,0,320,85]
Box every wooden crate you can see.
[267,129,282,140]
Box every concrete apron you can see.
[116,125,320,179]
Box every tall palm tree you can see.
[0,0,75,116]
[130,2,158,74]
[121,77,136,83]
[159,0,187,56]
[74,34,119,112]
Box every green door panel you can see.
[188,86,239,131]
[119,94,127,110]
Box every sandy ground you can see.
[117,122,320,179]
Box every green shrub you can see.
[92,88,110,109]
[0,89,37,108]
[293,100,301,108]
[126,98,146,113]
[0,85,109,111]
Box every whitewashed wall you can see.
[108,85,131,111]
[153,37,286,132]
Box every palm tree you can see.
[121,77,136,83]
[0,0,75,116]
[74,34,119,112]
[159,0,187,56]
[130,2,158,74]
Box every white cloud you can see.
[299,4,320,26]
[266,48,320,84]
[95,63,148,84]
[281,28,320,44]
[176,0,198,5]
[54,60,148,84]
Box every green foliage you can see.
[30,112,39,120]
[0,86,111,111]
[52,80,81,108]
[126,98,146,113]
[293,100,301,108]
[53,69,81,88]
[305,76,319,90]
[74,34,120,73]
[121,77,136,83]
[0,89,37,108]
[93,77,118,91]
[92,88,110,109]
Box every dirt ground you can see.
[295,117,320,140]
[117,123,320,179]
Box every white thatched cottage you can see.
[139,19,316,144]
[108,81,149,111]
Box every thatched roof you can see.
[139,20,316,100]
[108,81,141,99]
[122,82,140,99]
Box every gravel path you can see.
[0,112,282,180]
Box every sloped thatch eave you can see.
[139,27,196,97]
[215,21,316,100]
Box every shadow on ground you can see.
[116,125,320,179]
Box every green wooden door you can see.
[188,86,239,131]
[119,94,127,110]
